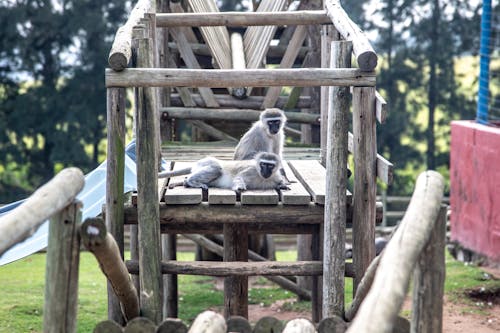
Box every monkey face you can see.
[267,120,281,135]
[259,161,276,178]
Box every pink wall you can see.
[450,121,500,262]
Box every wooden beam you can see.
[156,10,332,27]
[108,0,154,71]
[230,32,247,99]
[106,68,376,88]
[347,171,445,333]
[161,107,320,124]
[0,168,84,257]
[127,260,324,276]
[375,90,387,124]
[169,93,312,109]
[324,0,378,71]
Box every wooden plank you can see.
[158,176,168,202]
[156,10,332,27]
[105,68,377,88]
[375,91,387,124]
[281,162,311,205]
[127,260,324,276]
[240,190,279,205]
[164,162,202,205]
[169,93,312,109]
[288,160,326,204]
[208,188,236,205]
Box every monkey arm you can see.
[231,175,247,193]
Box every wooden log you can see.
[227,316,252,333]
[43,202,81,333]
[108,0,153,71]
[323,40,352,318]
[317,316,348,333]
[253,316,283,333]
[156,10,332,27]
[124,317,156,333]
[188,311,226,333]
[346,171,445,333]
[127,260,323,276]
[136,36,162,324]
[282,318,316,333]
[169,93,312,110]
[162,234,178,319]
[0,168,84,257]
[224,222,249,318]
[105,68,376,88]
[320,25,337,166]
[351,87,377,292]
[106,87,127,324]
[80,218,140,321]
[230,32,247,99]
[167,42,311,62]
[411,205,447,333]
[324,0,378,71]
[262,25,308,109]
[93,320,124,333]
[181,234,313,300]
[157,318,188,333]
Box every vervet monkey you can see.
[233,108,293,183]
[160,152,289,192]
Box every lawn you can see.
[0,250,497,332]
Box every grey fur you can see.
[167,152,288,192]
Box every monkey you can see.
[159,152,289,192]
[233,108,295,183]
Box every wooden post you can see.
[323,40,352,318]
[106,86,127,324]
[411,205,447,333]
[224,223,249,318]
[80,217,140,321]
[352,86,377,292]
[136,35,162,324]
[157,0,173,143]
[230,32,247,99]
[346,171,445,333]
[162,233,178,318]
[43,201,81,333]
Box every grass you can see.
[0,250,498,332]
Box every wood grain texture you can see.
[156,10,331,27]
[105,68,376,88]
[208,188,236,205]
[0,168,84,257]
[164,162,202,205]
[240,190,279,205]
[281,162,312,205]
[169,93,312,109]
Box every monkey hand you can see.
[277,183,290,191]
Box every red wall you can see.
[450,121,500,262]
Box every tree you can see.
[0,0,127,202]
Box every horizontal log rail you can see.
[127,260,323,276]
[106,68,376,88]
[156,10,331,27]
[169,93,312,109]
[160,107,320,124]
[0,167,84,257]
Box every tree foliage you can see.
[0,0,127,201]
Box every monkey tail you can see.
[158,167,192,179]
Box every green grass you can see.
[0,250,498,332]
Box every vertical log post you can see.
[411,205,447,333]
[224,223,249,318]
[311,224,322,322]
[320,25,338,166]
[323,40,352,318]
[157,0,173,142]
[352,87,377,292]
[43,202,81,333]
[106,87,126,324]
[136,35,162,324]
[162,233,178,318]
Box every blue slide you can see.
[0,141,166,266]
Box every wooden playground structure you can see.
[0,0,448,332]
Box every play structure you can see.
[0,1,448,332]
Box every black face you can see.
[259,162,276,179]
[267,120,281,135]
